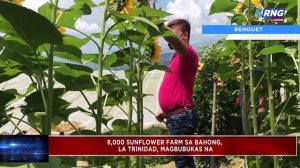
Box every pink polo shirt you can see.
[158,45,198,113]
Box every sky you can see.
[23,0,230,53]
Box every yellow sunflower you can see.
[150,37,162,63]
[198,62,204,71]
[234,3,243,14]
[13,0,24,5]
[251,0,263,8]
[57,27,66,34]
[120,0,134,15]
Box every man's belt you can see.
[165,106,194,118]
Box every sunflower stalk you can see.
[96,0,109,135]
[248,0,260,167]
[125,41,134,168]
[137,60,145,168]
[137,62,143,136]
[128,41,134,135]
[241,44,249,135]
[46,0,59,135]
[264,0,279,167]
[210,76,217,168]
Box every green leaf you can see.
[33,157,62,168]
[75,0,96,7]
[54,45,82,63]
[110,11,133,21]
[0,163,29,167]
[38,2,53,21]
[70,129,97,135]
[0,91,16,110]
[279,0,297,11]
[24,83,37,95]
[57,3,92,28]
[231,14,247,25]
[0,1,63,50]
[260,45,285,55]
[0,117,9,128]
[219,63,236,80]
[98,1,106,6]
[103,48,130,68]
[91,33,101,38]
[5,89,22,98]
[102,74,130,92]
[2,36,33,55]
[121,30,145,44]
[0,60,22,84]
[82,53,98,64]
[141,62,171,73]
[0,68,22,84]
[111,119,129,134]
[0,16,18,37]
[57,157,77,167]
[90,91,128,108]
[275,93,300,116]
[147,25,174,37]
[125,69,137,83]
[54,63,95,91]
[285,47,297,56]
[22,88,66,115]
[102,115,113,127]
[222,40,237,49]
[209,0,238,15]
[0,49,37,75]
[63,34,90,48]
[135,6,172,18]
[132,16,159,31]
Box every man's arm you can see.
[162,25,188,57]
[155,111,164,122]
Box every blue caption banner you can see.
[0,135,48,162]
[202,25,300,34]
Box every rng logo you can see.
[255,8,286,23]
[262,8,285,18]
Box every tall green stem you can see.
[46,0,59,135]
[136,61,144,168]
[128,42,134,134]
[210,76,217,168]
[264,0,279,167]
[247,1,260,166]
[137,63,143,136]
[139,62,145,168]
[96,0,109,135]
[38,79,47,134]
[125,42,134,168]
[241,46,249,135]
[249,25,260,168]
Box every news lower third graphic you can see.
[0,136,296,160]
[0,135,48,162]
[48,136,297,156]
[202,25,300,34]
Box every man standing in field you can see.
[155,19,199,168]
